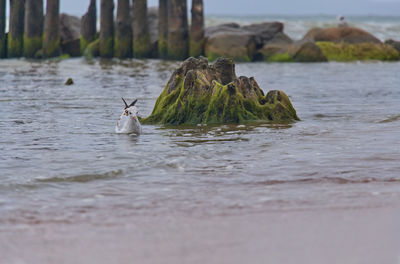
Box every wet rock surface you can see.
[302,27,382,44]
[204,22,292,62]
[142,57,299,125]
[60,13,81,57]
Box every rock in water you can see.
[65,78,74,85]
[142,57,299,125]
[60,13,81,57]
[302,27,382,44]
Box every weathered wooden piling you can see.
[99,0,114,58]
[8,0,25,58]
[132,0,151,58]
[158,0,168,58]
[81,0,96,53]
[0,0,6,58]
[167,0,189,60]
[24,0,43,58]
[115,0,132,58]
[43,0,60,57]
[190,0,204,57]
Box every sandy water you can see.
[0,58,400,262]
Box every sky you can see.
[57,0,400,16]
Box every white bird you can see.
[115,98,142,135]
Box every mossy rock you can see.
[316,42,400,61]
[83,39,99,59]
[261,42,327,63]
[142,57,299,125]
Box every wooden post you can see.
[158,0,168,58]
[99,0,114,58]
[80,0,96,53]
[190,0,204,57]
[43,0,60,57]
[8,0,25,58]
[167,0,188,60]
[115,0,132,58]
[132,0,151,58]
[24,0,43,58]
[0,0,6,58]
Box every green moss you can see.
[99,37,114,58]
[83,39,99,59]
[133,35,151,58]
[59,54,71,60]
[316,42,400,61]
[114,36,132,59]
[80,37,90,54]
[7,33,23,58]
[43,34,61,58]
[167,34,189,60]
[266,52,294,62]
[158,36,168,58]
[142,71,299,126]
[189,38,205,58]
[23,36,42,58]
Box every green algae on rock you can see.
[316,42,400,61]
[142,57,299,125]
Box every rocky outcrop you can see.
[316,42,399,61]
[204,22,292,62]
[298,27,399,62]
[302,27,381,44]
[385,39,400,53]
[142,57,299,125]
[60,13,81,57]
[261,41,327,62]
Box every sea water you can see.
[0,15,400,264]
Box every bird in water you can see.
[115,98,142,135]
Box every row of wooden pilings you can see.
[0,0,204,60]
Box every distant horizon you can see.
[4,0,400,17]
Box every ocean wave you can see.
[35,170,123,183]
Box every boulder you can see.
[142,57,299,125]
[385,39,400,53]
[205,28,258,62]
[302,27,382,44]
[60,13,81,57]
[261,41,327,62]
[242,22,291,45]
[204,22,293,62]
[289,41,327,62]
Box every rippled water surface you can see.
[0,58,400,226]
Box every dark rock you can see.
[205,26,258,62]
[65,78,74,85]
[385,39,400,53]
[261,41,327,62]
[204,22,293,62]
[290,41,327,62]
[60,13,81,56]
[302,27,382,44]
